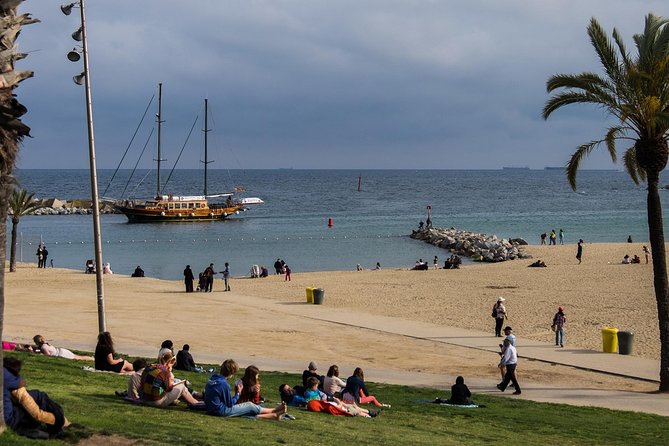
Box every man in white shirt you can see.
[496,339,521,395]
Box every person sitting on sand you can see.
[622,254,631,264]
[341,367,388,407]
[94,332,133,373]
[238,365,263,404]
[279,384,307,407]
[259,265,269,277]
[139,351,200,408]
[103,262,113,274]
[528,260,547,267]
[304,376,377,417]
[632,255,641,264]
[33,335,93,361]
[323,365,347,398]
[204,359,287,419]
[131,266,144,277]
[356,264,363,271]
[3,356,70,439]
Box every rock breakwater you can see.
[410,227,530,262]
[8,198,119,216]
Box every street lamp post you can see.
[62,0,106,333]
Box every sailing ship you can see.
[114,84,263,223]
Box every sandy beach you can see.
[3,242,661,394]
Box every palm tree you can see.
[543,13,669,391]
[0,0,36,431]
[8,189,42,272]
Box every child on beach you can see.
[204,359,287,419]
[284,264,291,281]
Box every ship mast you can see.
[201,98,213,196]
[155,83,165,198]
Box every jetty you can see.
[410,227,530,262]
[8,198,119,216]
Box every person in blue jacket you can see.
[204,359,287,419]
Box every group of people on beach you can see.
[540,229,564,245]
[622,245,650,264]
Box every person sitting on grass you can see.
[238,365,263,404]
[94,332,133,373]
[126,358,148,401]
[341,367,389,408]
[3,356,70,439]
[33,335,94,361]
[139,351,200,408]
[278,384,307,407]
[204,359,287,419]
[323,364,346,398]
[175,344,202,372]
[304,377,377,417]
[447,376,474,405]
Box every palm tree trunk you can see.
[9,218,18,272]
[646,170,669,391]
[0,180,9,433]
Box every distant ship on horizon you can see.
[544,166,564,170]
[502,166,530,171]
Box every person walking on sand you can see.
[204,263,215,292]
[36,245,43,268]
[559,229,564,245]
[496,339,521,395]
[221,262,231,291]
[552,307,566,347]
[549,229,557,245]
[433,256,439,270]
[492,297,507,337]
[184,265,195,293]
[540,233,547,245]
[284,264,291,281]
[576,239,583,264]
[41,246,48,268]
[643,245,651,264]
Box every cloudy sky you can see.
[12,0,668,169]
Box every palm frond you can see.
[623,147,643,185]
[587,18,623,83]
[566,140,603,190]
[9,188,42,217]
[542,91,617,120]
[604,126,624,163]
[612,28,632,68]
[546,72,613,93]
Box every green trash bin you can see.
[313,288,325,305]
[617,331,634,355]
[601,327,618,353]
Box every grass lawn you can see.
[1,352,667,445]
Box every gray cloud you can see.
[13,0,668,170]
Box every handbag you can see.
[551,324,556,332]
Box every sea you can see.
[7,168,669,280]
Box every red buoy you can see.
[328,217,333,227]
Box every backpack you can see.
[492,305,498,318]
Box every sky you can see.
[11,0,669,170]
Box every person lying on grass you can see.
[3,356,70,439]
[33,335,94,361]
[204,359,287,419]
[279,383,307,407]
[304,377,378,417]
[139,351,200,408]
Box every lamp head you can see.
[72,27,83,42]
[60,3,76,15]
[67,49,81,62]
[73,72,85,85]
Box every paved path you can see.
[244,295,669,416]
